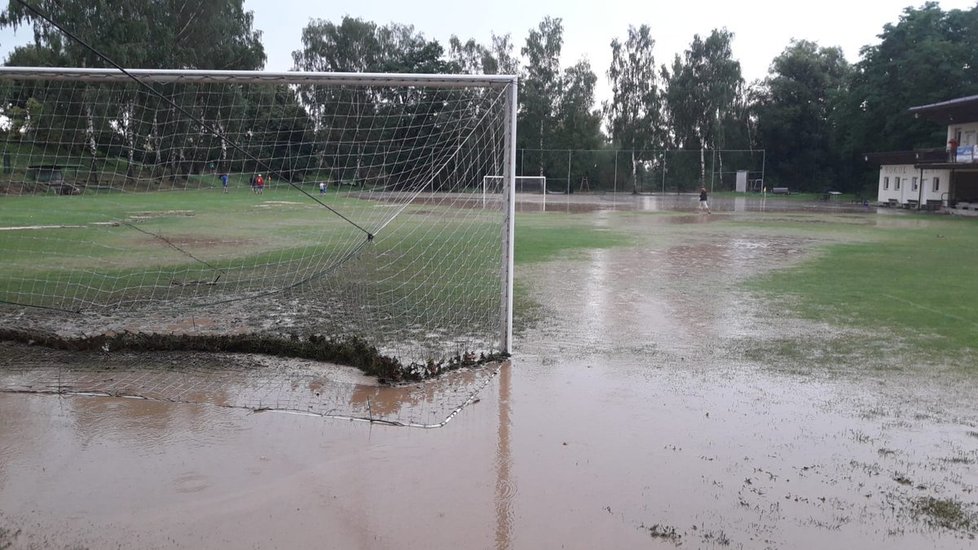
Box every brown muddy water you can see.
[2,197,977,549]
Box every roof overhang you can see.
[908,95,978,125]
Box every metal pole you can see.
[760,149,766,191]
[918,167,924,210]
[500,78,517,354]
[661,150,666,194]
[613,150,619,195]
[711,148,717,193]
[566,150,571,195]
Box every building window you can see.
[933,177,940,192]
[884,176,889,190]
[912,177,918,191]
[895,177,901,190]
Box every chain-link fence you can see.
[516,148,766,194]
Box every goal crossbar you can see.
[0,66,517,89]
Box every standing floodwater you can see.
[2,197,976,549]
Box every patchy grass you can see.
[0,527,19,550]
[747,215,978,361]
[639,523,682,544]
[913,497,976,533]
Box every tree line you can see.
[1,1,977,193]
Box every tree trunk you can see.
[699,145,706,189]
[631,149,638,194]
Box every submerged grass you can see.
[913,497,976,533]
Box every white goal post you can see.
[0,67,518,372]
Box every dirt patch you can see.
[253,201,307,208]
[127,209,195,220]
[139,235,250,249]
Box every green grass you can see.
[514,214,633,264]
[748,215,978,356]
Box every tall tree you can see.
[0,0,267,184]
[1,0,265,70]
[487,33,519,75]
[606,24,662,193]
[557,59,603,151]
[519,16,563,172]
[662,29,743,186]
[839,2,978,162]
[292,17,454,187]
[755,40,850,191]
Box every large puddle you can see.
[2,200,976,549]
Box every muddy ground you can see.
[1,194,976,549]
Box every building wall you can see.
[877,164,951,205]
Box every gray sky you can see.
[245,0,976,100]
[1,0,975,102]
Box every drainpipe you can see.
[918,167,924,210]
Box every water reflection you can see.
[494,361,513,550]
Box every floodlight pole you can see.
[500,77,517,354]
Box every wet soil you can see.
[1,197,976,549]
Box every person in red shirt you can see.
[255,173,265,194]
[948,137,959,162]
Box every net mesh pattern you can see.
[0,70,514,369]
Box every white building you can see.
[868,95,978,213]
[869,152,949,209]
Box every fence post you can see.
[613,149,619,195]
[566,150,571,194]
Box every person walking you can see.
[219,173,229,193]
[699,187,711,214]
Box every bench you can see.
[771,187,790,195]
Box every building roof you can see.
[908,95,978,124]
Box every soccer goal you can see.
[0,67,517,377]
[483,175,547,195]
[482,174,546,207]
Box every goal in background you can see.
[482,175,546,207]
[483,175,546,195]
[0,68,517,375]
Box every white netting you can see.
[0,69,515,371]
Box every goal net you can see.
[0,68,517,379]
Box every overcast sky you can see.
[1,0,975,102]
[245,0,976,101]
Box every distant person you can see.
[319,181,327,195]
[699,187,711,214]
[219,173,229,193]
[250,173,257,194]
[255,173,265,195]
[948,137,959,162]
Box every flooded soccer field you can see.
[1,194,977,549]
